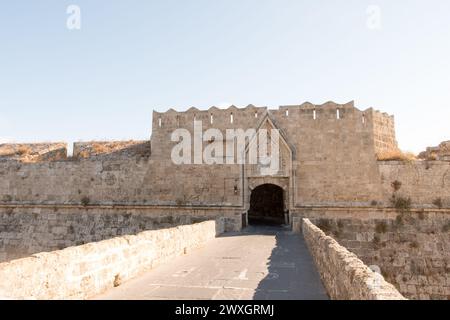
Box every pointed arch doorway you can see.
[248,184,285,225]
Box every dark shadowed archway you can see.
[248,184,285,225]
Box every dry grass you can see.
[0,145,32,157]
[16,146,32,156]
[92,143,109,154]
[77,150,90,158]
[76,141,142,158]
[377,149,417,162]
[426,152,438,161]
[0,147,16,157]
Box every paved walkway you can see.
[95,226,328,300]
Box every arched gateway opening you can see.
[248,184,285,225]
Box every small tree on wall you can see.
[391,180,402,192]
[390,180,412,212]
[81,196,90,206]
[432,197,443,209]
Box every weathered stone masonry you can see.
[0,101,449,300]
[0,205,240,262]
[302,218,405,300]
[296,209,450,300]
[1,102,449,211]
[0,220,223,300]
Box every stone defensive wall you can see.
[0,220,224,300]
[146,101,398,207]
[0,102,448,210]
[4,102,448,212]
[419,141,450,161]
[0,157,242,207]
[2,149,449,210]
[295,209,450,300]
[379,160,450,207]
[302,218,405,300]
[0,205,241,263]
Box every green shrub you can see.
[442,222,450,233]
[375,221,388,233]
[391,196,411,212]
[316,219,332,233]
[432,198,443,209]
[373,235,380,245]
[81,196,90,206]
[391,180,402,192]
[395,214,404,227]
[409,241,419,249]
[418,210,425,220]
[175,198,186,206]
[2,195,12,202]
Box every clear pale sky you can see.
[0,1,449,153]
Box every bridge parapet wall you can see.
[302,218,405,300]
[0,219,224,300]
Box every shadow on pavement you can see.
[236,225,329,300]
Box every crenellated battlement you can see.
[0,101,397,164]
[149,100,399,166]
[153,104,267,133]
[274,101,366,121]
[152,101,395,131]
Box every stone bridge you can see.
[96,226,328,300]
[0,219,405,300]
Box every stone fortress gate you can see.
[0,101,449,300]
